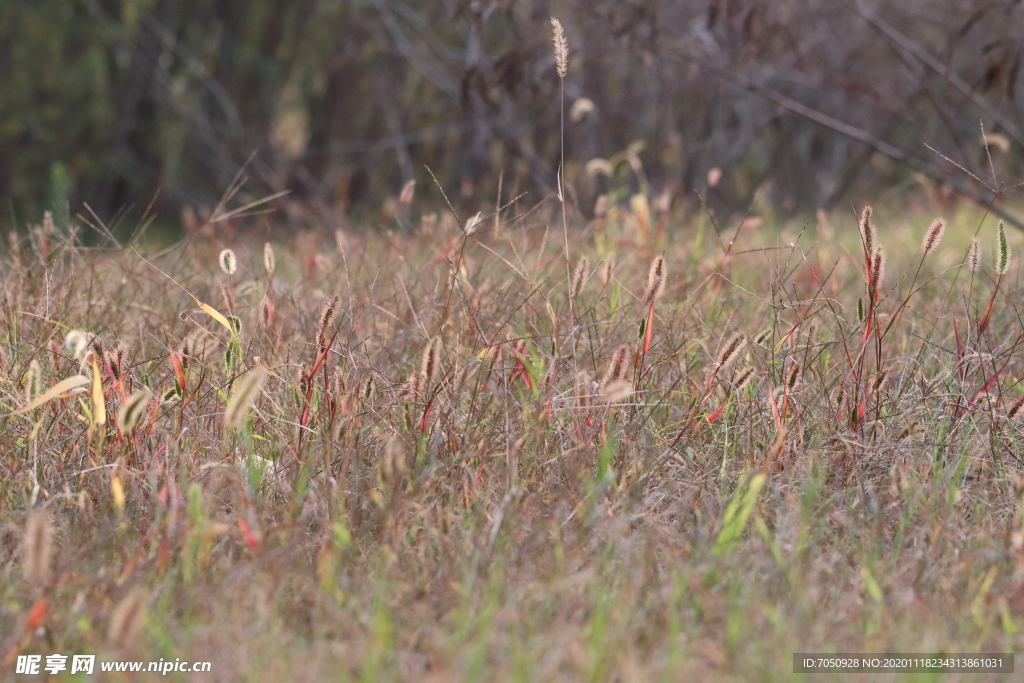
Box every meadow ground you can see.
[2,197,1024,681]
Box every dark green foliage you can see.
[3,1,1024,231]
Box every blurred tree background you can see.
[4,0,1024,232]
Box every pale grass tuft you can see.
[361,376,376,405]
[406,371,423,401]
[733,367,756,393]
[858,206,875,257]
[107,587,148,649]
[259,295,275,329]
[569,97,595,122]
[870,248,885,294]
[223,366,268,431]
[22,509,53,586]
[570,256,589,299]
[599,253,615,285]
[707,167,723,187]
[601,345,631,388]
[642,254,666,305]
[219,248,237,275]
[967,237,982,272]
[921,218,945,255]
[601,379,633,404]
[25,359,42,402]
[382,435,407,488]
[550,18,568,79]
[263,242,276,275]
[576,371,594,408]
[117,388,152,433]
[421,336,441,386]
[715,333,746,371]
[399,179,416,205]
[65,329,92,362]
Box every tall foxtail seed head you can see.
[361,376,376,405]
[319,295,340,334]
[1008,395,1024,420]
[733,367,756,393]
[259,295,275,329]
[715,333,746,371]
[550,18,568,79]
[107,587,148,648]
[219,248,237,275]
[22,509,53,586]
[25,359,41,403]
[873,371,889,392]
[870,248,885,294]
[576,371,593,408]
[643,255,666,305]
[921,218,945,255]
[65,329,92,362]
[263,242,276,275]
[117,388,152,434]
[998,221,1009,275]
[602,345,630,388]
[786,362,802,390]
[399,179,416,205]
[421,336,441,386]
[406,371,423,401]
[601,379,633,404]
[382,435,407,486]
[599,253,615,285]
[859,206,875,258]
[570,256,589,299]
[223,366,268,431]
[968,237,982,272]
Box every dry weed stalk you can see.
[22,510,53,586]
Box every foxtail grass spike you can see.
[921,218,944,255]
[550,18,568,78]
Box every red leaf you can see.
[25,598,47,631]
[237,515,260,550]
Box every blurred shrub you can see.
[2,0,1024,228]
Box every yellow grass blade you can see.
[90,357,106,427]
[110,474,125,514]
[197,301,233,335]
[132,246,234,335]
[11,375,90,415]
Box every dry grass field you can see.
[1,192,1024,681]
